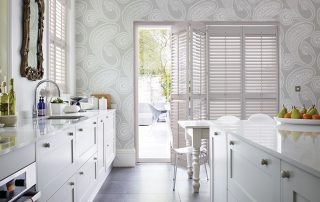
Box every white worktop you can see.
[207,120,320,179]
[0,110,115,156]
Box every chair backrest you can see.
[248,113,274,123]
[217,115,240,122]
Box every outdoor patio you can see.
[139,121,170,160]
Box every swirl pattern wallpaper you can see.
[75,0,320,150]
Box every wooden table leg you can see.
[192,146,201,193]
[192,128,202,193]
[187,151,193,179]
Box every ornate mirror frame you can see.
[20,0,44,81]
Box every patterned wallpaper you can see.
[75,0,320,150]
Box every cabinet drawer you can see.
[75,117,97,165]
[47,176,76,202]
[37,126,75,191]
[228,135,280,202]
[76,154,97,202]
[281,161,320,202]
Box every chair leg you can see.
[173,154,178,191]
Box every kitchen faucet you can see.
[33,79,61,118]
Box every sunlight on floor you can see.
[139,122,170,159]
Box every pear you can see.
[300,104,307,115]
[307,105,319,115]
[277,104,288,118]
[291,106,301,119]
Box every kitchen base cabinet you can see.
[210,130,228,202]
[37,110,116,202]
[281,162,320,202]
[76,154,97,202]
[37,126,76,201]
[47,176,76,202]
[227,135,281,202]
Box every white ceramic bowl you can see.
[0,115,17,127]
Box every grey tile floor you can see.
[94,163,210,202]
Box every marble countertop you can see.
[0,110,115,157]
[208,120,320,179]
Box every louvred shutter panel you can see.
[243,26,278,118]
[49,0,68,92]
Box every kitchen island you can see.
[0,110,116,202]
[209,119,320,202]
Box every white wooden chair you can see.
[217,115,240,122]
[167,114,209,191]
[248,113,274,123]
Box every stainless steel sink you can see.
[47,115,85,120]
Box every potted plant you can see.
[50,98,67,115]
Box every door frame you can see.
[133,21,173,163]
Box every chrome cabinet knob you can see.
[78,128,83,132]
[261,159,268,166]
[94,157,97,160]
[68,132,73,136]
[93,122,97,124]
[229,141,234,145]
[43,143,50,148]
[79,171,84,175]
[69,182,75,186]
[214,132,219,136]
[281,170,290,179]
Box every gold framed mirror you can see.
[20,0,44,81]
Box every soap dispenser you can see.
[38,97,45,116]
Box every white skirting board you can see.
[113,149,136,167]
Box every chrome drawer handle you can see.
[68,132,74,136]
[281,170,290,179]
[261,159,268,166]
[78,128,83,132]
[43,143,50,148]
[229,141,234,145]
[79,172,84,175]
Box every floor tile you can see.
[94,164,210,202]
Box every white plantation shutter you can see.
[170,24,189,161]
[49,0,68,92]
[207,26,242,119]
[190,28,207,120]
[243,26,278,118]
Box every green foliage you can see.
[51,98,64,103]
[138,28,171,101]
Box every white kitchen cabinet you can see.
[102,112,116,168]
[210,130,228,202]
[47,176,76,202]
[281,161,320,202]
[75,117,97,166]
[76,153,98,202]
[96,116,105,179]
[227,135,281,202]
[37,126,76,201]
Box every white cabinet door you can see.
[281,161,320,202]
[228,135,281,202]
[37,126,76,201]
[103,112,115,167]
[96,116,105,178]
[76,154,97,202]
[210,130,228,202]
[47,176,76,202]
[75,117,97,166]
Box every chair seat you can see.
[173,147,193,154]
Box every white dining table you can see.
[178,120,210,193]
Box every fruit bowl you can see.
[274,117,320,125]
